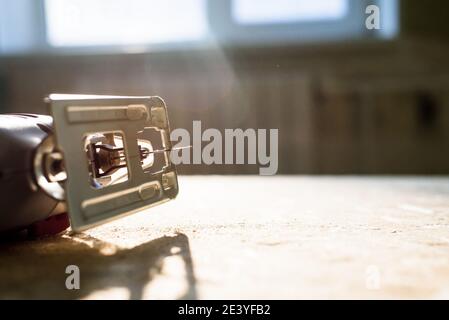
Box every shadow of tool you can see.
[0,232,197,299]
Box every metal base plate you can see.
[47,94,178,231]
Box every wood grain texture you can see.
[1,176,449,299]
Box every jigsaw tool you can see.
[0,94,178,236]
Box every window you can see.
[232,0,349,25]
[44,0,208,47]
[208,0,395,44]
[0,0,398,54]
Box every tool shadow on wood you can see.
[0,232,196,299]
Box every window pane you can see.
[232,0,348,25]
[45,0,208,46]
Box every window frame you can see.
[0,0,47,54]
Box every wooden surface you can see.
[1,176,449,299]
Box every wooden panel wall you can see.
[1,40,449,174]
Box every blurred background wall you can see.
[0,0,448,175]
